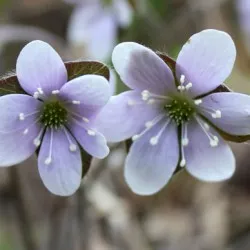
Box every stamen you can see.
[180,159,186,167]
[194,99,202,105]
[177,86,185,91]
[45,157,52,165]
[44,129,53,165]
[33,127,45,147]
[132,135,140,141]
[180,74,185,85]
[37,88,44,95]
[133,114,165,141]
[149,137,158,145]
[180,123,188,167]
[33,92,39,99]
[19,110,40,121]
[141,90,170,102]
[181,123,189,146]
[33,138,41,147]
[195,116,220,147]
[199,106,222,119]
[71,117,96,137]
[211,110,221,119]
[72,100,81,105]
[69,144,77,152]
[63,127,78,152]
[149,119,170,146]
[87,130,96,136]
[203,122,210,131]
[145,121,154,128]
[19,113,25,121]
[185,82,192,90]
[210,140,218,147]
[52,90,60,95]
[67,109,90,123]
[82,117,89,123]
[141,90,150,101]
[182,138,189,146]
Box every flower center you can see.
[40,101,68,129]
[164,97,195,126]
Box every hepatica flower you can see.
[0,40,110,196]
[95,29,250,195]
[236,0,250,53]
[65,0,133,61]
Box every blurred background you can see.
[0,0,250,249]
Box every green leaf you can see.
[0,61,110,96]
[65,60,110,81]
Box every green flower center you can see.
[164,96,195,126]
[40,101,68,129]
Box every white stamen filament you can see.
[199,106,222,119]
[67,109,90,123]
[52,90,60,95]
[195,116,219,147]
[71,117,96,137]
[180,123,188,167]
[178,74,193,92]
[180,75,185,85]
[132,114,165,142]
[19,110,40,121]
[149,119,170,146]
[181,123,189,146]
[182,138,189,146]
[44,128,53,165]
[63,127,78,152]
[33,127,45,147]
[72,100,81,105]
[141,90,171,103]
[203,122,210,131]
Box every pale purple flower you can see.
[0,40,111,196]
[236,0,250,54]
[95,29,250,195]
[65,0,133,61]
